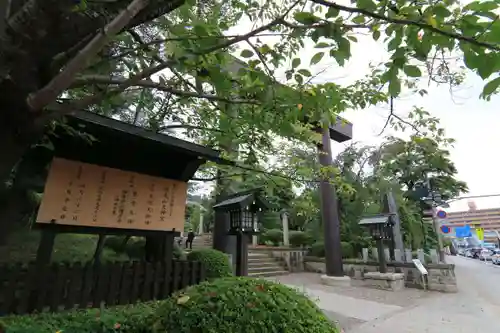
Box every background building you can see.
[446,201,500,243]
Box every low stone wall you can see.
[304,257,458,293]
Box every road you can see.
[452,255,500,310]
[349,256,500,333]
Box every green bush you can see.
[261,229,283,246]
[289,231,314,247]
[412,250,431,263]
[0,301,161,333]
[173,243,186,260]
[340,242,354,259]
[187,248,232,280]
[309,241,354,259]
[152,277,338,333]
[309,242,325,257]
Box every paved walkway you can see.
[269,256,499,332]
[267,273,430,330]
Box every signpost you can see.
[440,225,451,235]
[412,259,428,275]
[436,210,447,219]
[412,259,428,290]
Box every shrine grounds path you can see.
[267,256,498,332]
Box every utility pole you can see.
[424,178,446,263]
[431,194,446,262]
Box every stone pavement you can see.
[270,256,499,332]
[267,273,432,331]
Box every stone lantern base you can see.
[359,272,405,291]
[320,274,351,287]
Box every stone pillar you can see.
[198,212,204,235]
[252,215,258,246]
[417,249,425,263]
[404,249,412,263]
[394,249,403,262]
[429,249,439,264]
[362,248,369,262]
[371,247,379,261]
[282,212,290,247]
[384,248,390,262]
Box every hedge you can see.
[260,229,283,246]
[309,241,354,259]
[152,276,339,333]
[288,231,314,247]
[186,248,233,280]
[0,301,161,333]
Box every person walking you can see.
[185,229,195,250]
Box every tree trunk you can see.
[0,101,46,245]
[0,187,33,245]
[0,120,35,184]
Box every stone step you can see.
[248,261,283,269]
[248,270,289,277]
[248,252,272,258]
[248,265,287,273]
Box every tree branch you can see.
[378,97,420,136]
[159,124,225,133]
[26,0,150,112]
[72,75,259,104]
[311,0,500,51]
[191,173,246,181]
[38,61,174,125]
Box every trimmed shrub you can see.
[309,241,355,259]
[340,242,354,259]
[152,277,339,333]
[309,241,325,257]
[173,243,186,260]
[187,248,232,280]
[0,301,161,333]
[261,229,283,246]
[289,230,314,247]
[412,250,431,263]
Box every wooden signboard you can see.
[36,158,188,231]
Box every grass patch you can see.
[0,228,127,264]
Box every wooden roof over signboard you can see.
[46,111,225,181]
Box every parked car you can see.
[463,247,481,258]
[458,248,466,256]
[491,250,500,265]
[479,248,493,261]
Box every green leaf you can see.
[326,7,340,18]
[295,73,304,85]
[388,77,401,97]
[356,0,377,11]
[337,37,351,55]
[315,42,330,48]
[240,49,254,58]
[403,65,422,77]
[310,52,325,65]
[298,69,312,77]
[373,30,381,41]
[294,12,320,24]
[433,5,451,18]
[292,58,301,69]
[481,77,500,98]
[352,15,365,24]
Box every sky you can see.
[219,1,500,213]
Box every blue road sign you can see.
[440,225,451,234]
[455,225,472,238]
[436,210,447,219]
